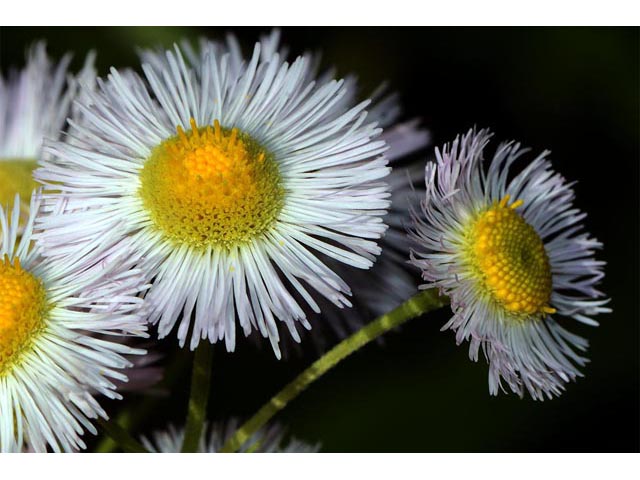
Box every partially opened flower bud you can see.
[141,420,319,453]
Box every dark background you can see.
[1,27,638,452]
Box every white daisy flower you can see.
[409,129,610,400]
[0,192,148,452]
[36,34,391,357]
[140,420,319,453]
[152,31,430,355]
[0,42,95,211]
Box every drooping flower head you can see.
[141,420,319,453]
[0,192,148,452]
[0,42,95,211]
[36,32,392,357]
[409,129,610,400]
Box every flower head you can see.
[409,129,610,400]
[0,192,148,452]
[155,31,430,356]
[37,33,391,357]
[0,42,95,210]
[140,420,319,453]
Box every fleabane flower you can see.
[146,31,430,356]
[0,42,95,212]
[140,420,319,453]
[36,35,391,357]
[409,129,610,400]
[0,192,148,452]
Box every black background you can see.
[1,27,638,452]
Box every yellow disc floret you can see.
[139,119,284,249]
[465,195,556,317]
[0,159,39,206]
[0,255,49,376]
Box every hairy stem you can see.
[181,342,214,452]
[220,288,447,453]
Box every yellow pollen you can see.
[465,195,555,317]
[139,119,284,249]
[0,255,49,376]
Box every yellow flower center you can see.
[465,195,555,317]
[0,159,38,206]
[0,255,49,376]
[139,119,284,249]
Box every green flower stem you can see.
[181,342,214,452]
[220,288,447,453]
[97,418,149,453]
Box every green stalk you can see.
[180,342,214,452]
[97,418,148,453]
[220,288,447,453]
